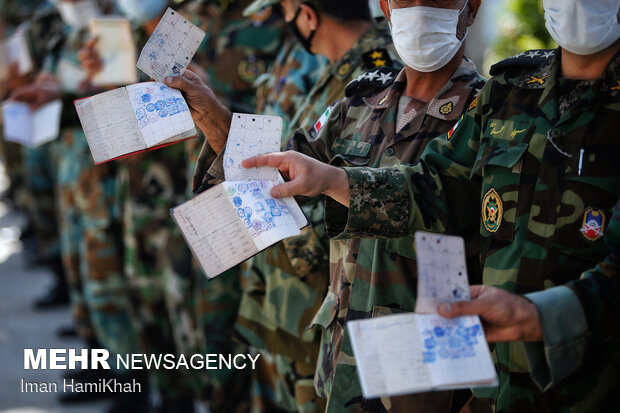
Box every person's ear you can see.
[467,0,481,27]
[298,3,320,31]
[379,0,390,22]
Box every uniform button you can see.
[550,128,561,138]
[385,147,396,157]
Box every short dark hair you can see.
[304,0,372,22]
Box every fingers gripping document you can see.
[75,82,197,164]
[172,114,308,280]
[348,232,498,398]
[89,17,138,86]
[137,8,205,83]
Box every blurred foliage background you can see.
[484,0,556,72]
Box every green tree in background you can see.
[485,0,556,71]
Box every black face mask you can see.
[287,3,319,55]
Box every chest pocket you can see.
[473,119,532,242]
[330,137,371,166]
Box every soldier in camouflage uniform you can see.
[238,0,485,411]
[169,1,402,411]
[5,2,70,308]
[49,0,142,374]
[175,2,288,411]
[250,1,620,412]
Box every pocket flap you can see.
[331,137,371,158]
[309,290,339,329]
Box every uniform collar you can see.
[364,57,480,122]
[331,20,392,81]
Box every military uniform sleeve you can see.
[324,87,487,240]
[524,198,620,391]
[192,139,223,193]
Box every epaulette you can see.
[489,49,557,77]
[345,66,400,98]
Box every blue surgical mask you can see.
[117,0,168,25]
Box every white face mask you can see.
[54,0,101,30]
[389,1,468,73]
[543,0,620,56]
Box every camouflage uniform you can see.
[12,6,65,263]
[0,0,52,208]
[282,58,484,412]
[52,24,139,356]
[325,49,620,412]
[198,20,403,413]
[176,2,287,410]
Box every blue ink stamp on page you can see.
[142,94,151,103]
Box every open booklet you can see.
[348,232,498,398]
[74,82,197,164]
[0,25,34,82]
[89,17,138,87]
[2,100,62,148]
[171,113,308,279]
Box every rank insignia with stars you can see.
[362,49,393,69]
[439,102,454,115]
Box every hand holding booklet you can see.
[171,114,308,279]
[75,82,197,164]
[348,232,498,398]
[74,8,206,163]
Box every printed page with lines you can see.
[137,8,205,83]
[75,87,145,164]
[172,181,303,279]
[348,232,497,398]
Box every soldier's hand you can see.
[243,151,351,206]
[10,78,62,110]
[78,37,103,79]
[438,285,543,343]
[165,70,231,154]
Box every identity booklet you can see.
[348,232,498,398]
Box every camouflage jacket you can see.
[287,59,484,412]
[179,0,286,114]
[255,37,328,138]
[196,21,402,364]
[327,49,620,412]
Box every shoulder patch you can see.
[345,66,400,98]
[468,95,478,111]
[361,49,393,69]
[489,49,557,77]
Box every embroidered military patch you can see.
[313,107,331,133]
[482,188,503,233]
[362,49,393,69]
[447,115,464,141]
[338,62,351,76]
[611,80,620,92]
[581,207,606,241]
[439,102,454,115]
[468,95,478,111]
[238,55,266,83]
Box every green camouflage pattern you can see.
[255,37,328,139]
[52,24,139,356]
[119,142,204,401]
[329,49,620,412]
[176,2,287,410]
[287,58,483,412]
